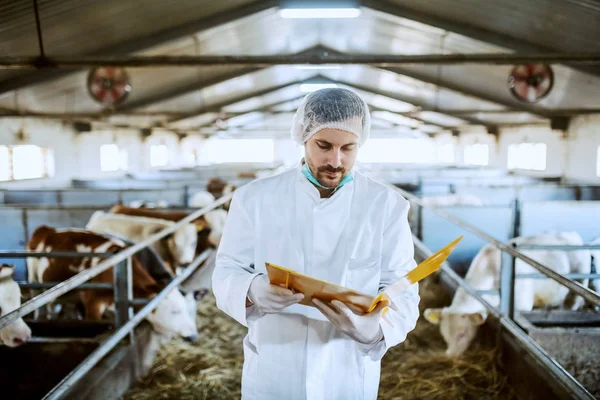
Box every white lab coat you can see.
[212,163,420,400]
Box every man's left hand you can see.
[312,298,387,345]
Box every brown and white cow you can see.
[86,211,197,274]
[0,264,32,347]
[206,177,236,211]
[26,226,198,340]
[108,205,226,255]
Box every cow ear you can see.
[423,308,443,325]
[467,312,486,325]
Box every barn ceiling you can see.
[0,0,599,136]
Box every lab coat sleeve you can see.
[357,196,420,360]
[212,188,259,327]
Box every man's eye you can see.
[317,144,328,150]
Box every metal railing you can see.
[396,187,600,311]
[412,237,595,400]
[0,193,232,331]
[0,192,234,400]
[398,186,599,399]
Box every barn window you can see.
[100,144,128,172]
[150,144,169,167]
[507,143,546,171]
[357,138,435,163]
[464,144,489,166]
[436,143,455,164]
[0,145,54,181]
[199,139,275,163]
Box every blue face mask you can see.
[301,162,354,190]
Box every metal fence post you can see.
[416,204,423,241]
[113,257,132,329]
[183,185,190,207]
[500,251,516,319]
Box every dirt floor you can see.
[122,276,517,400]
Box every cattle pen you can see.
[0,182,598,399]
[2,1,600,398]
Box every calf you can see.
[424,231,591,357]
[26,226,198,340]
[0,264,32,347]
[86,211,197,273]
[189,191,215,209]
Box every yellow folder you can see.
[266,236,462,314]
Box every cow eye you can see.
[0,306,3,314]
[172,309,182,315]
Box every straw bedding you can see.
[122,276,516,400]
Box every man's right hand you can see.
[247,274,304,314]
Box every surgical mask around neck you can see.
[301,162,353,190]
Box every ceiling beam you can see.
[166,76,318,126]
[333,79,493,129]
[117,67,262,111]
[362,0,600,77]
[2,51,600,69]
[0,0,278,95]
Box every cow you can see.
[424,231,591,357]
[206,177,236,211]
[26,226,198,341]
[189,191,216,209]
[0,264,32,347]
[108,205,226,255]
[86,211,197,274]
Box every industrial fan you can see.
[508,64,554,103]
[87,67,132,107]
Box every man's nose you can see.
[328,150,342,168]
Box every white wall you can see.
[3,115,600,187]
[564,115,600,183]
[0,118,77,188]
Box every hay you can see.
[122,276,516,400]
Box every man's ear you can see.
[466,312,486,326]
[424,308,444,325]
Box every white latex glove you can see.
[312,298,387,345]
[248,274,305,314]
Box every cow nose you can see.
[12,337,25,346]
[183,333,199,343]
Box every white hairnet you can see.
[291,88,371,146]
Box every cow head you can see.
[166,224,198,266]
[0,265,32,348]
[146,288,199,341]
[179,288,209,342]
[423,307,486,357]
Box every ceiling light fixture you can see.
[279,0,361,19]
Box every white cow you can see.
[420,194,486,207]
[424,231,591,357]
[0,264,32,347]
[86,211,197,269]
[189,191,216,209]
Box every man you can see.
[212,88,420,400]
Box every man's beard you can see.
[308,161,346,188]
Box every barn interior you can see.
[0,1,600,399]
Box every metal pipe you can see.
[516,245,600,250]
[113,258,132,329]
[517,273,600,280]
[0,251,115,258]
[0,194,232,330]
[42,249,213,400]
[475,290,500,295]
[2,52,600,69]
[413,238,594,399]
[499,252,516,318]
[28,337,102,344]
[130,298,151,306]
[17,282,113,290]
[394,187,600,308]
